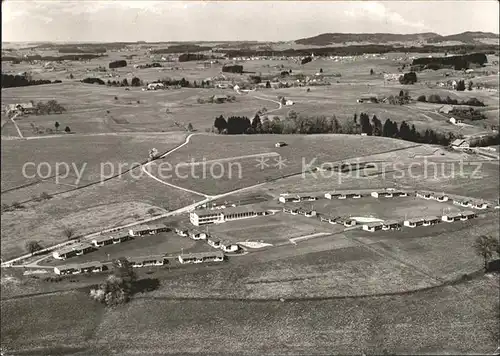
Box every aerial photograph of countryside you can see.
[1,1,499,355]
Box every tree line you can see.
[1,74,62,88]
[412,53,488,70]
[417,94,485,107]
[212,112,458,146]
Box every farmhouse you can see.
[147,82,164,90]
[54,261,104,275]
[189,206,268,226]
[52,242,94,260]
[441,212,463,222]
[382,220,402,230]
[422,216,441,226]
[450,139,470,150]
[449,117,463,125]
[275,142,287,147]
[439,105,454,114]
[362,222,384,232]
[178,251,225,264]
[403,217,425,228]
[285,100,294,106]
[7,102,35,114]
[129,223,169,236]
[357,95,379,103]
[129,255,168,268]
[91,232,130,247]
[336,217,356,227]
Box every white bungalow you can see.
[190,230,207,240]
[324,192,341,199]
[207,238,221,248]
[422,216,441,226]
[433,194,449,202]
[54,261,104,275]
[441,212,463,222]
[453,199,472,208]
[472,201,489,210]
[382,220,401,230]
[362,222,384,232]
[461,210,477,220]
[403,217,425,228]
[175,228,189,237]
[129,255,167,268]
[416,192,432,200]
[178,251,224,264]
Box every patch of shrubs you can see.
[81,77,105,85]
[417,94,485,107]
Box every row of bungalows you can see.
[91,231,130,247]
[282,207,317,217]
[453,199,489,210]
[52,242,94,260]
[128,223,169,236]
[362,220,403,232]
[178,251,225,264]
[54,261,105,275]
[403,216,441,228]
[324,191,363,200]
[416,191,449,202]
[128,255,168,268]
[278,193,319,203]
[370,190,409,198]
[189,206,270,226]
[442,210,476,222]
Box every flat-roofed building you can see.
[404,217,425,228]
[189,230,207,240]
[54,261,104,275]
[441,212,463,222]
[382,220,402,230]
[178,251,225,264]
[129,255,168,268]
[52,242,94,260]
[362,222,384,232]
[129,223,168,236]
[91,232,130,247]
[422,216,441,226]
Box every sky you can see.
[2,0,499,42]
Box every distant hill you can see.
[295,31,498,46]
[295,32,440,46]
[427,31,499,44]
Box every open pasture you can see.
[1,131,186,191]
[2,274,496,355]
[156,133,416,195]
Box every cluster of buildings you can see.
[416,191,489,209]
[361,211,477,233]
[282,207,317,218]
[279,189,410,203]
[189,206,271,226]
[52,223,169,260]
[53,249,227,275]
[175,227,240,253]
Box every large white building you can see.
[189,206,268,226]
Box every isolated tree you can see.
[114,96,118,100]
[187,123,194,132]
[55,121,60,131]
[69,73,74,79]
[456,80,466,91]
[370,68,374,75]
[40,191,52,200]
[319,68,323,73]
[474,235,497,271]
[353,113,358,124]
[25,241,42,255]
[122,78,129,87]
[63,226,75,240]
[468,81,473,91]
[265,80,271,88]
[64,126,71,133]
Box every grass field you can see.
[1,131,187,191]
[208,213,334,244]
[153,133,416,195]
